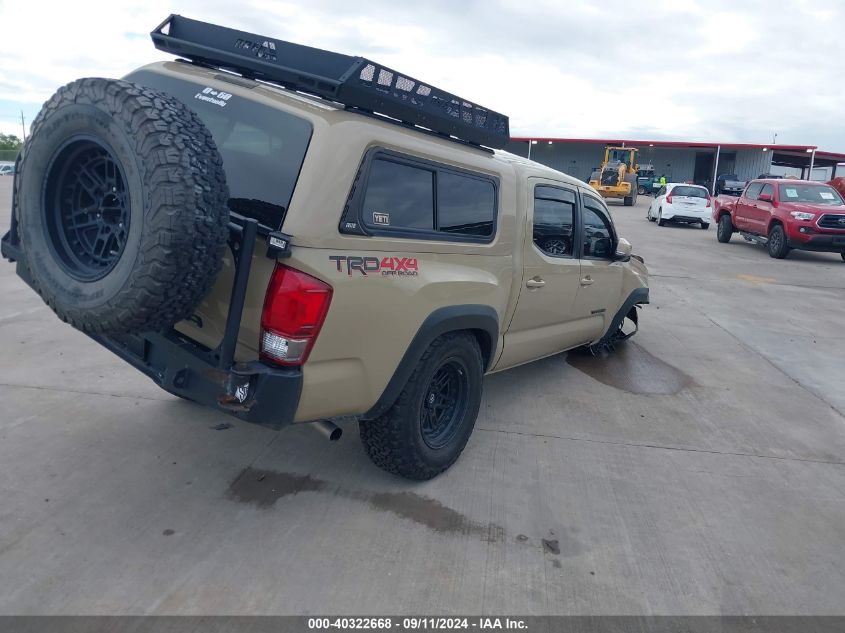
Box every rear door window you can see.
[744,183,763,200]
[125,70,313,229]
[533,185,576,257]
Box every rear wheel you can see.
[767,224,790,259]
[717,214,733,242]
[657,209,666,226]
[359,332,483,480]
[638,185,646,195]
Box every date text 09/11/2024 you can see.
[307,617,528,630]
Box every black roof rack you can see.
[150,15,510,149]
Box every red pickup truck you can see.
[712,179,845,260]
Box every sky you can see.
[1,0,844,150]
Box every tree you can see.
[0,133,23,151]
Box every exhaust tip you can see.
[312,419,342,442]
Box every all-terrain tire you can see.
[717,214,733,242]
[767,224,790,259]
[359,332,484,480]
[17,78,229,334]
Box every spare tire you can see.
[17,77,229,334]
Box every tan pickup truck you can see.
[2,15,649,479]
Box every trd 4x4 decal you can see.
[329,255,419,277]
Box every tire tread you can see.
[20,78,229,334]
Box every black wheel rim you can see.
[420,359,469,450]
[543,238,569,255]
[44,138,130,281]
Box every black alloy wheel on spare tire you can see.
[16,78,230,335]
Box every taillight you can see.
[706,195,712,208]
[260,264,333,366]
[665,192,673,204]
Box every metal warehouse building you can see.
[504,137,845,192]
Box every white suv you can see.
[647,183,712,229]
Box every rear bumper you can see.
[664,214,709,223]
[3,208,300,430]
[787,234,845,253]
[662,207,710,222]
[92,331,302,429]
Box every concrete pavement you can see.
[1,177,844,615]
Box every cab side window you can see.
[533,186,576,257]
[581,196,616,260]
[759,183,774,200]
[348,150,498,242]
[362,159,434,230]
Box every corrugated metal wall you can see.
[733,148,773,180]
[504,141,773,186]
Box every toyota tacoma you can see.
[1,16,649,479]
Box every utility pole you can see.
[20,111,26,142]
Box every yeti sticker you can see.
[373,212,390,226]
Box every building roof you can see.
[511,136,845,164]
[510,136,816,152]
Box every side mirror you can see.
[758,193,773,202]
[615,237,633,262]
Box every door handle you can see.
[525,277,545,289]
[580,276,594,286]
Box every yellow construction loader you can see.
[589,146,639,206]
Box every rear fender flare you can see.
[361,304,498,420]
